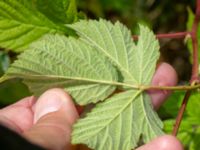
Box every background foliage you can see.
[0,0,199,149]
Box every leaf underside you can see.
[70,19,163,150]
[3,34,118,104]
[69,19,160,85]
[72,90,163,150]
[0,0,74,52]
[2,19,163,149]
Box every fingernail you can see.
[34,93,63,123]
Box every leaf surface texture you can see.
[69,20,159,85]
[3,34,118,104]
[69,20,163,149]
[0,0,74,52]
[72,91,163,150]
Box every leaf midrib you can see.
[77,31,138,84]
[3,73,140,90]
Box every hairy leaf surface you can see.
[2,34,118,104]
[69,19,159,85]
[0,0,74,52]
[72,90,163,150]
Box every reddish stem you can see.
[156,32,191,39]
[191,0,200,82]
[172,0,200,136]
[133,31,190,40]
[172,91,191,136]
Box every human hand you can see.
[0,63,183,150]
[0,88,79,150]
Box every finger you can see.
[23,88,79,150]
[0,96,36,133]
[148,63,178,110]
[136,135,183,150]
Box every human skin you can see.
[0,63,183,150]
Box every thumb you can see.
[23,88,79,150]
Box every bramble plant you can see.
[0,0,200,150]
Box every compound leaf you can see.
[2,34,118,104]
[69,20,162,149]
[0,0,74,52]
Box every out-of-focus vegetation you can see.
[0,51,30,106]
[78,0,193,31]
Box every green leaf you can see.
[72,90,163,150]
[164,118,200,150]
[163,92,200,150]
[158,91,183,118]
[2,34,118,104]
[0,0,74,52]
[187,92,200,117]
[35,0,78,24]
[161,91,200,119]
[189,127,200,150]
[69,19,160,85]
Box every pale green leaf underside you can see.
[69,19,160,85]
[0,0,70,52]
[3,34,118,104]
[72,90,163,150]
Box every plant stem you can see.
[3,75,200,91]
[141,83,200,91]
[172,91,191,136]
[133,31,191,40]
[191,0,200,82]
[172,0,200,136]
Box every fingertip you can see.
[149,63,178,109]
[34,88,79,124]
[136,135,183,150]
[24,88,79,150]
